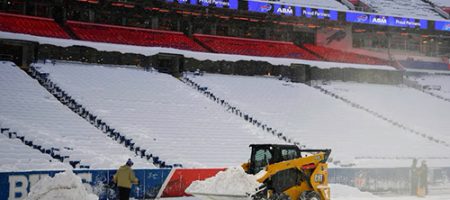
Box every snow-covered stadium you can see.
[0,0,449,199]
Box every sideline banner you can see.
[2,167,449,199]
[0,169,171,200]
[162,168,225,197]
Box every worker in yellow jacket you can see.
[113,159,139,200]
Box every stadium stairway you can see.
[28,65,179,168]
[311,83,450,148]
[181,74,302,147]
[0,125,88,169]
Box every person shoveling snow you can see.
[26,170,98,200]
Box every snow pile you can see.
[186,167,262,195]
[26,171,98,200]
[331,184,379,198]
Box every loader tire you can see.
[299,191,321,200]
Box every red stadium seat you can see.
[0,12,70,39]
[194,34,319,60]
[67,21,207,52]
[303,44,388,65]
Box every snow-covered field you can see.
[192,73,450,167]
[0,31,394,70]
[161,194,450,200]
[360,0,444,20]
[0,61,154,170]
[35,62,284,168]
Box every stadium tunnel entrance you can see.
[0,39,38,69]
[153,53,184,77]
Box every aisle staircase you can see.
[181,75,302,147]
[28,65,179,168]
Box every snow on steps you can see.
[35,61,284,168]
[191,73,450,167]
[0,61,154,170]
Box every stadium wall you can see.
[2,167,449,199]
[185,58,404,85]
[35,43,404,85]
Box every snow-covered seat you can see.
[192,74,450,167]
[0,62,155,170]
[37,62,285,168]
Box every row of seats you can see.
[37,62,282,168]
[0,61,153,169]
[183,75,298,146]
[0,12,388,66]
[303,44,389,65]
[314,84,449,147]
[0,12,70,39]
[29,64,172,168]
[67,21,207,52]
[0,127,68,171]
[194,34,320,60]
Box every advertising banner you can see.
[435,21,450,31]
[166,0,238,10]
[248,1,337,20]
[161,168,225,197]
[0,169,171,200]
[346,12,428,29]
[2,167,448,199]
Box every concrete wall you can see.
[36,44,403,85]
[185,57,403,85]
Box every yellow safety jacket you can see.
[113,165,139,189]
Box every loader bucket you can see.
[188,192,250,200]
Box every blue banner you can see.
[0,169,171,200]
[167,0,238,9]
[346,12,428,29]
[435,21,450,31]
[297,7,338,20]
[248,1,337,20]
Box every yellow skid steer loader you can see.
[190,144,332,200]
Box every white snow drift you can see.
[26,170,98,200]
[186,167,262,196]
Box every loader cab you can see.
[248,144,301,175]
